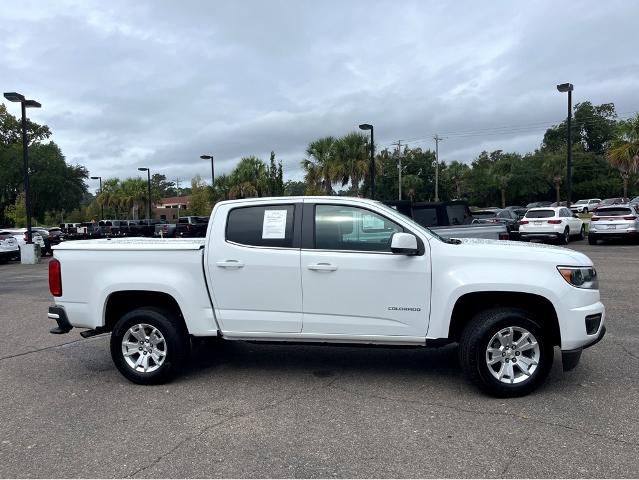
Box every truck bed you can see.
[54,238,206,251]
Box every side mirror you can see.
[390,232,419,255]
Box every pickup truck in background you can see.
[176,216,209,237]
[48,196,605,397]
[385,200,510,240]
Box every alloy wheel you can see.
[485,326,540,384]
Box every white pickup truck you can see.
[48,196,606,397]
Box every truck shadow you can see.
[184,339,463,382]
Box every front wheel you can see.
[110,307,190,385]
[459,308,553,397]
[578,225,585,240]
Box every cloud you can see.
[1,0,637,192]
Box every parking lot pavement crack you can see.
[329,383,639,449]
[127,375,340,478]
[0,335,105,362]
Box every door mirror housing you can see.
[390,232,419,255]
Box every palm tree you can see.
[333,132,369,193]
[231,156,268,197]
[302,136,337,194]
[542,153,565,203]
[607,114,639,198]
[213,174,233,201]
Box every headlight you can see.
[557,266,598,289]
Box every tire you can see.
[459,308,553,397]
[110,307,190,385]
[578,225,585,241]
[559,227,569,245]
[588,234,598,245]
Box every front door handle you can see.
[307,262,337,272]
[216,260,245,269]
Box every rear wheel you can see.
[459,308,553,397]
[559,227,570,245]
[110,307,190,385]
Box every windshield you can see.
[525,209,555,218]
[575,200,587,205]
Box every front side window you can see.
[226,205,295,248]
[315,205,402,252]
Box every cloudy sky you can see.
[2,0,638,192]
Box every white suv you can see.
[571,199,601,214]
[519,207,585,244]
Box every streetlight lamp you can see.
[358,124,375,199]
[3,92,41,246]
[200,154,214,186]
[138,167,152,219]
[90,176,103,220]
[557,83,574,208]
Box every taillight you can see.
[548,220,562,224]
[49,258,62,296]
[591,217,600,221]
[520,220,529,224]
[24,233,28,241]
[623,216,637,220]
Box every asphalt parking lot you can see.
[1,240,638,478]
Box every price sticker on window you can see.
[262,210,287,239]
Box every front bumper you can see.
[560,300,606,370]
[562,325,606,371]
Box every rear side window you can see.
[226,205,295,248]
[412,207,438,227]
[596,208,632,216]
[525,210,555,218]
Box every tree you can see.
[266,151,284,196]
[151,173,176,198]
[302,136,337,194]
[401,175,423,201]
[231,156,268,197]
[333,132,369,194]
[607,114,639,198]
[4,193,26,227]
[283,180,306,196]
[187,175,212,215]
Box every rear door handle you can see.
[307,262,337,272]
[216,260,245,269]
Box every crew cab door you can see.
[300,201,431,338]
[206,202,302,333]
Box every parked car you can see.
[0,233,19,262]
[519,207,585,244]
[629,196,639,207]
[176,216,209,237]
[59,223,81,234]
[154,223,177,238]
[130,219,167,237]
[588,204,639,245]
[0,228,46,250]
[504,205,527,218]
[526,201,552,208]
[33,228,54,256]
[594,198,629,212]
[98,220,127,237]
[385,200,509,240]
[571,199,602,214]
[472,208,521,239]
[48,196,605,397]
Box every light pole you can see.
[3,92,41,244]
[200,154,214,186]
[90,176,103,220]
[557,83,574,207]
[138,167,151,219]
[359,124,375,199]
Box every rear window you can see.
[411,207,438,227]
[446,205,472,225]
[595,208,632,216]
[226,205,295,248]
[195,217,209,224]
[525,210,555,218]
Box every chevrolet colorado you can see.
[47,197,606,397]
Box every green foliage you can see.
[187,175,212,216]
[283,180,307,196]
[4,192,26,227]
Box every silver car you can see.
[588,204,639,245]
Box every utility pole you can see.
[175,177,181,220]
[393,140,403,200]
[434,135,443,202]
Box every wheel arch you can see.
[104,290,187,333]
[448,291,560,346]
